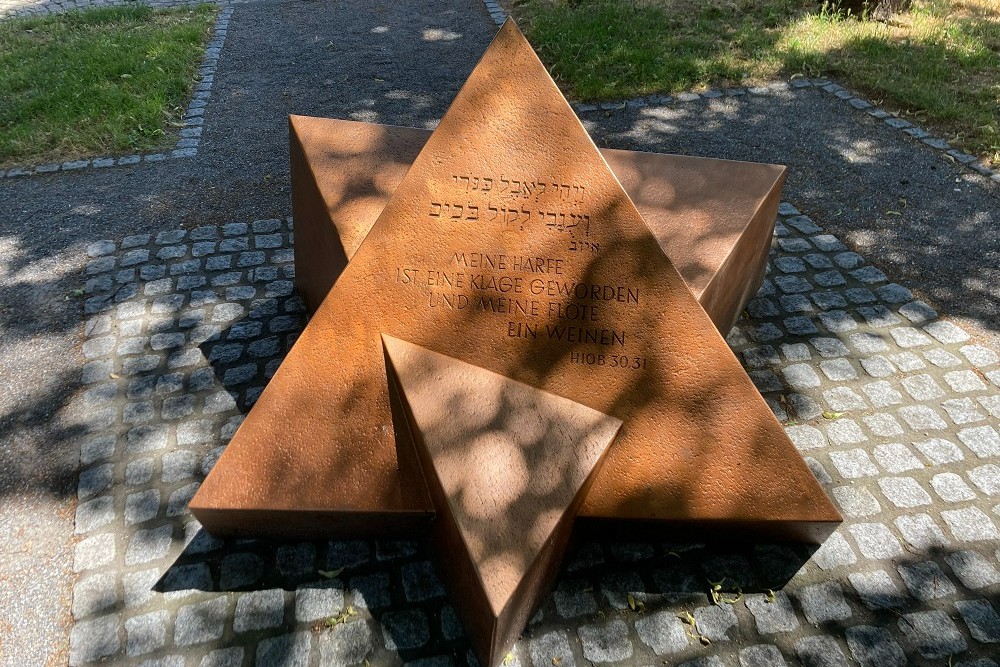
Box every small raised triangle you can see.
[383,334,621,665]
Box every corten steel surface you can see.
[191,20,839,540]
[288,115,785,335]
[383,335,621,666]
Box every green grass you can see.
[0,4,217,167]
[515,0,1000,164]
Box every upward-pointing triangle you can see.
[383,334,620,666]
[191,19,837,543]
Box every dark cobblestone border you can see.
[0,2,231,179]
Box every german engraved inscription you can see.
[393,170,646,370]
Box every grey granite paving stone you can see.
[959,426,1000,457]
[350,572,391,610]
[694,603,738,641]
[530,631,576,667]
[220,552,264,590]
[848,523,905,559]
[780,294,813,313]
[819,358,857,380]
[782,363,821,389]
[859,356,895,378]
[233,589,285,633]
[401,560,446,602]
[579,617,633,662]
[946,369,990,392]
[945,398,987,424]
[679,657,727,667]
[914,437,964,463]
[295,581,345,623]
[811,337,850,357]
[126,458,155,486]
[925,320,971,344]
[942,507,1000,541]
[789,392,823,419]
[810,531,857,569]
[849,332,889,354]
[981,395,1000,417]
[862,413,904,437]
[739,644,788,667]
[889,326,933,348]
[75,495,115,534]
[126,610,168,656]
[201,647,245,667]
[746,592,799,633]
[901,373,946,400]
[599,570,645,609]
[878,477,932,508]
[74,533,116,573]
[932,472,977,501]
[899,609,968,658]
[166,483,199,516]
[553,579,599,618]
[274,542,315,577]
[961,344,1000,367]
[326,540,370,570]
[896,514,950,552]
[826,419,866,445]
[823,387,867,411]
[318,619,374,664]
[832,487,881,518]
[162,563,212,598]
[798,582,852,624]
[945,551,1000,589]
[125,489,161,524]
[872,443,924,473]
[125,524,174,565]
[955,599,1000,643]
[70,614,121,664]
[123,568,162,608]
[381,609,430,651]
[829,449,880,478]
[848,570,904,609]
[72,572,118,619]
[897,561,957,600]
[256,631,311,667]
[968,464,1000,495]
[634,609,689,654]
[795,635,849,667]
[785,424,825,450]
[77,464,113,500]
[812,291,847,310]
[844,625,905,667]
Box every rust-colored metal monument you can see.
[191,19,840,667]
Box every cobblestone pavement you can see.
[0,0,217,20]
[68,201,1000,666]
[2,0,998,664]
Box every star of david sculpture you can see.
[191,20,841,667]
